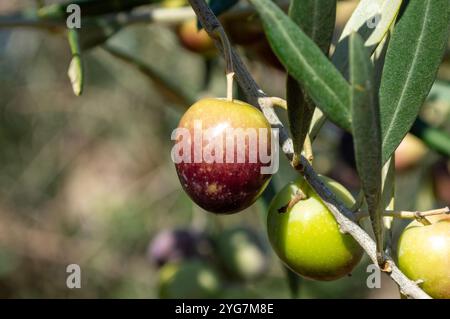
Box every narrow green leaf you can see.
[349,33,383,261]
[333,0,403,74]
[67,28,84,96]
[287,0,336,155]
[250,0,351,132]
[380,0,450,164]
[309,0,403,140]
[289,0,336,54]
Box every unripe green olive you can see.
[397,215,450,299]
[215,227,268,281]
[267,175,363,281]
[158,259,221,298]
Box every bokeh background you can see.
[0,0,449,298]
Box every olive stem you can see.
[277,189,307,214]
[270,97,287,110]
[354,207,450,222]
[213,26,234,101]
[187,0,431,299]
[226,72,235,101]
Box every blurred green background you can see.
[0,0,448,298]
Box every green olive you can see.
[267,175,363,281]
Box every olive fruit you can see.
[177,19,216,56]
[432,160,450,204]
[158,259,221,299]
[148,229,211,267]
[267,175,363,281]
[173,98,273,214]
[394,133,428,172]
[215,227,268,281]
[397,215,450,299]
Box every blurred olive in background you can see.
[158,259,222,299]
[432,160,450,205]
[215,227,268,281]
[395,134,429,172]
[148,228,212,267]
[177,19,216,57]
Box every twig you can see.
[0,2,291,30]
[355,207,450,222]
[270,97,287,110]
[187,0,431,299]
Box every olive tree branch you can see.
[0,2,291,30]
[187,0,431,299]
[0,7,196,30]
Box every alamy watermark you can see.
[365,3,382,29]
[66,264,81,289]
[171,120,280,174]
[366,264,381,289]
[66,4,81,29]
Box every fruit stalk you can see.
[355,207,450,223]
[187,0,431,299]
[212,26,235,101]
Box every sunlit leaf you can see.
[286,0,336,156]
[250,0,351,131]
[379,0,450,164]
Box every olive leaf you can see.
[332,0,403,75]
[250,0,351,132]
[67,28,84,96]
[380,0,450,164]
[286,0,336,157]
[349,33,383,262]
[309,0,403,139]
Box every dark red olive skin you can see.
[173,98,272,214]
[148,229,212,267]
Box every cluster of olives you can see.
[149,227,268,298]
[173,97,449,299]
